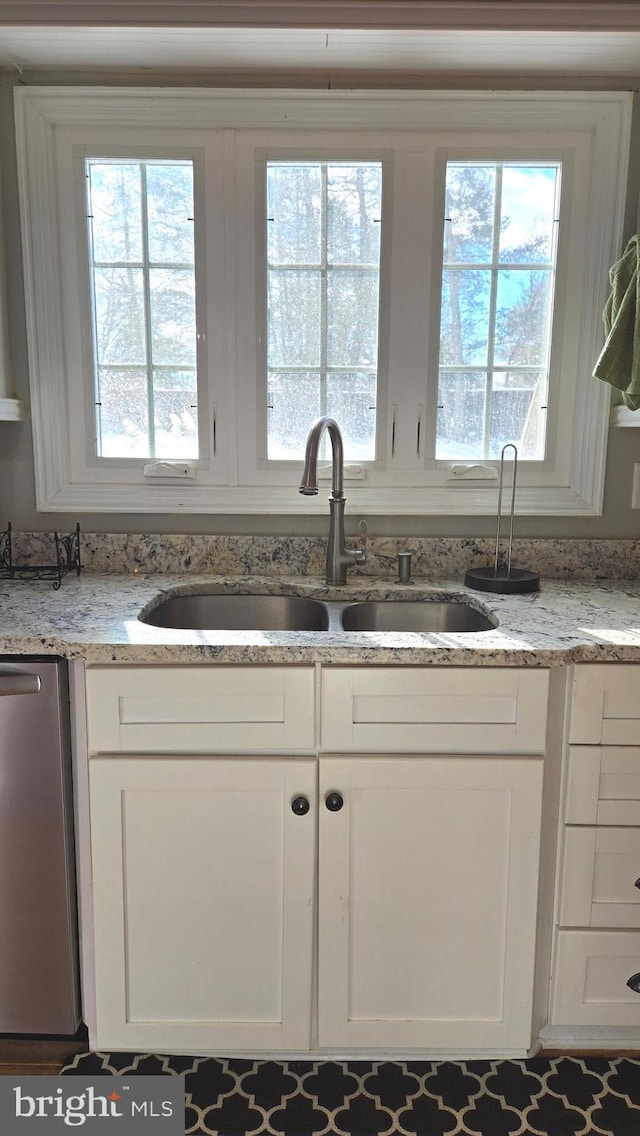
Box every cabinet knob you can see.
[634,878,640,890]
[325,792,344,812]
[291,796,310,816]
[627,973,640,994]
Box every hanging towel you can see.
[593,234,640,410]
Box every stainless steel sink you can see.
[340,600,496,633]
[140,592,497,634]
[141,593,330,631]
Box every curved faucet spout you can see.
[298,416,366,585]
[299,416,344,499]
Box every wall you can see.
[1,68,639,538]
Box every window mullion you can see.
[139,163,156,458]
[483,163,503,461]
[86,167,102,456]
[320,164,328,422]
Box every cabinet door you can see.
[565,745,640,825]
[318,755,543,1051]
[552,930,640,1026]
[321,667,549,754]
[90,755,316,1052]
[86,666,315,753]
[560,826,640,929]
[571,665,640,746]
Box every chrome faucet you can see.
[299,416,367,585]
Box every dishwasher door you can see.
[0,659,80,1033]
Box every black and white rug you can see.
[60,1053,640,1135]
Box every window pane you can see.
[267,372,321,459]
[327,164,381,265]
[267,270,321,367]
[444,165,495,264]
[437,161,560,461]
[267,164,322,266]
[490,372,543,458]
[146,163,195,265]
[327,271,379,367]
[439,269,491,366]
[266,160,382,462]
[97,368,149,457]
[93,267,146,365]
[87,159,199,460]
[495,270,552,366]
[150,269,197,366]
[436,372,487,459]
[89,163,143,263]
[326,372,376,459]
[499,166,558,264]
[153,370,198,458]
[507,372,547,459]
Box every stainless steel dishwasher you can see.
[0,658,80,1033]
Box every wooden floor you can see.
[0,1038,88,1076]
[0,1041,637,1076]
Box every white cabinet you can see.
[85,663,548,1054]
[89,755,316,1052]
[317,754,543,1051]
[570,665,640,747]
[560,826,640,928]
[553,931,640,1028]
[321,666,548,753]
[565,745,640,825]
[85,665,315,753]
[552,664,640,1028]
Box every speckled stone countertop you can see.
[1,571,639,666]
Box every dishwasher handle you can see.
[0,673,42,696]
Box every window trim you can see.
[15,87,632,515]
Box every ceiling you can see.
[0,25,640,78]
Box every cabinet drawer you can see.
[552,930,640,1026]
[86,666,315,753]
[571,665,640,746]
[565,746,640,825]
[560,827,640,928]
[321,667,549,753]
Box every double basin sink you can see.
[140,593,497,634]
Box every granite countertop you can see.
[0,571,639,665]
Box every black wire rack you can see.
[0,523,82,589]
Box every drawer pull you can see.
[291,796,310,816]
[626,973,640,994]
[0,673,41,697]
[325,792,344,812]
[635,878,640,891]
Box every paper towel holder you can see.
[464,444,540,594]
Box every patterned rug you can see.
[60,1053,640,1135]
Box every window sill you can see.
[0,398,25,421]
[612,404,640,426]
[39,481,602,517]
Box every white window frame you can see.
[15,87,631,515]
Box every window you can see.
[15,89,631,515]
[266,161,382,463]
[86,158,198,460]
[438,161,561,462]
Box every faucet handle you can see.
[355,519,368,565]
